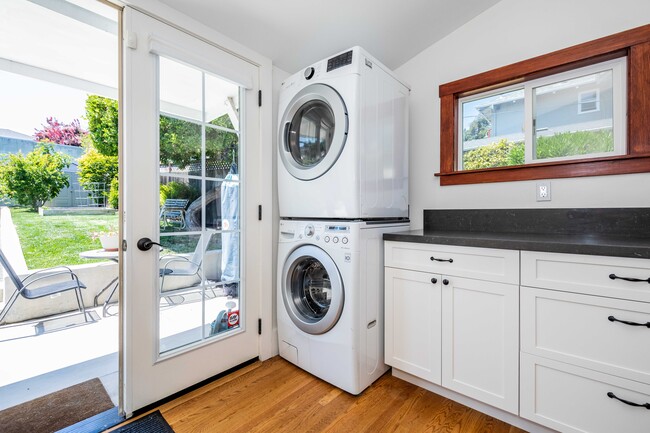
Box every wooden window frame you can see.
[436,24,650,186]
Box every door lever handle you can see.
[137,237,162,251]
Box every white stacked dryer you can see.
[277,46,410,219]
[277,47,410,395]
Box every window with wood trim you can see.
[437,24,650,186]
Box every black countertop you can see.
[383,229,650,259]
[383,208,650,259]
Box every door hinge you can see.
[258,318,262,335]
[258,90,262,107]
[258,205,262,221]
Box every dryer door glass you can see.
[282,245,344,335]
[288,100,334,167]
[279,84,348,181]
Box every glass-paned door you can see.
[122,8,260,415]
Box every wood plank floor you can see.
[110,357,527,432]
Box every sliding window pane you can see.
[460,89,524,170]
[533,70,614,161]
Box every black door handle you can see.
[137,237,162,251]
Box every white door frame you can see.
[118,3,274,416]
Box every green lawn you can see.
[10,207,119,269]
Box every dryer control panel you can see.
[327,50,353,72]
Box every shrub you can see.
[535,129,613,159]
[78,148,118,205]
[0,143,71,210]
[34,117,86,147]
[160,181,200,205]
[78,148,118,188]
[463,139,523,170]
[86,95,118,156]
[108,176,119,209]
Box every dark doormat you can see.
[0,377,114,433]
[111,411,175,433]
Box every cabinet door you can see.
[441,276,519,414]
[385,267,442,385]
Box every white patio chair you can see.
[0,249,87,324]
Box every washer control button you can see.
[333,236,339,243]
[324,236,330,243]
[342,237,348,244]
[304,224,315,237]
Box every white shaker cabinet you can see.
[384,241,519,414]
[520,251,650,433]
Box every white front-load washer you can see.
[277,219,409,394]
[277,46,410,219]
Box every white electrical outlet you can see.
[536,181,551,201]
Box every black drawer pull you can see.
[430,256,453,263]
[442,279,450,286]
[608,315,650,328]
[609,273,650,284]
[430,277,438,284]
[607,392,650,410]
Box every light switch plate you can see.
[536,181,551,201]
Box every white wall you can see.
[271,65,290,352]
[396,0,650,229]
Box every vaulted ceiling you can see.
[157,0,502,73]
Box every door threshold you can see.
[56,407,123,433]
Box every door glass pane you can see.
[460,88,525,170]
[533,70,614,160]
[206,126,239,179]
[158,56,242,355]
[288,100,335,167]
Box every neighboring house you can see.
[466,74,613,150]
[0,129,84,207]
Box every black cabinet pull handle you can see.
[430,277,438,284]
[607,392,650,409]
[609,273,650,284]
[442,279,449,286]
[430,256,453,263]
[608,315,650,328]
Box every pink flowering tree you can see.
[34,117,86,146]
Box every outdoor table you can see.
[79,249,118,317]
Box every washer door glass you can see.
[279,83,348,181]
[282,245,344,335]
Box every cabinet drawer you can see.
[521,287,650,384]
[521,353,650,433]
[385,241,519,284]
[521,251,650,302]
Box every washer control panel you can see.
[323,224,349,246]
[280,221,353,249]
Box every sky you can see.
[0,70,90,137]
